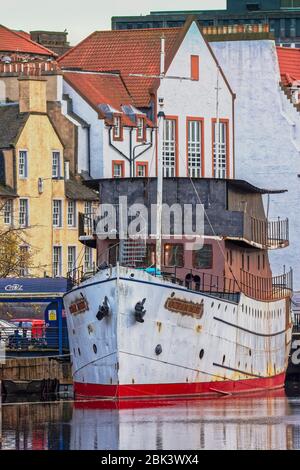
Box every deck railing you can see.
[244,215,289,248]
[240,269,293,301]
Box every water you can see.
[1,388,300,450]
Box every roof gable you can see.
[0,24,56,57]
[59,18,233,106]
[59,27,181,107]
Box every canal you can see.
[1,386,300,450]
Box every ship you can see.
[63,175,293,400]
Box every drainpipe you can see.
[86,125,91,177]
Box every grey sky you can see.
[2,0,226,45]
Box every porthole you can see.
[130,273,135,278]
[199,349,204,360]
[171,292,175,298]
[211,302,214,308]
[93,344,97,354]
[155,344,162,356]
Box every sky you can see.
[2,0,226,45]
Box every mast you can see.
[215,68,220,179]
[156,36,166,273]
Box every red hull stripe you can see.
[74,372,286,399]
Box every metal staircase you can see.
[119,238,147,267]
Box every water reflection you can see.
[1,390,300,450]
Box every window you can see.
[164,244,184,267]
[193,244,213,269]
[19,199,29,227]
[163,118,177,177]
[281,0,300,7]
[84,201,93,231]
[19,150,28,178]
[147,244,156,266]
[19,246,29,277]
[112,160,125,178]
[113,115,122,140]
[68,246,76,272]
[137,117,145,141]
[84,246,93,272]
[67,200,76,227]
[53,246,62,277]
[52,152,61,178]
[213,120,229,179]
[53,200,62,227]
[187,118,203,178]
[3,200,13,225]
[136,162,148,177]
[191,55,199,81]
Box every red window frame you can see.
[136,162,148,177]
[186,117,205,177]
[211,118,230,179]
[112,160,125,178]
[191,55,200,81]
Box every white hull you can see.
[63,266,292,398]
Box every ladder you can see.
[119,238,147,267]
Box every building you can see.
[30,31,71,57]
[112,0,300,48]
[58,18,235,180]
[195,31,300,290]
[0,24,57,62]
[0,75,98,278]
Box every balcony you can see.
[78,212,97,248]
[243,215,289,249]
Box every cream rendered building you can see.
[0,77,98,278]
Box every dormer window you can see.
[137,116,146,142]
[113,115,123,141]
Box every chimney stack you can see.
[18,77,47,114]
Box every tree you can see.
[0,200,33,278]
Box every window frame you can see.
[67,200,77,228]
[19,198,29,228]
[186,117,205,178]
[67,246,77,272]
[163,243,184,268]
[136,162,148,177]
[211,118,230,179]
[84,246,93,273]
[19,245,30,277]
[113,114,123,141]
[112,160,125,178]
[136,115,146,142]
[3,199,13,225]
[191,55,200,81]
[162,116,178,178]
[192,244,213,270]
[18,150,28,179]
[52,150,61,179]
[53,245,62,278]
[52,199,63,228]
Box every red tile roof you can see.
[276,46,300,86]
[64,71,135,125]
[59,28,181,107]
[0,24,56,57]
